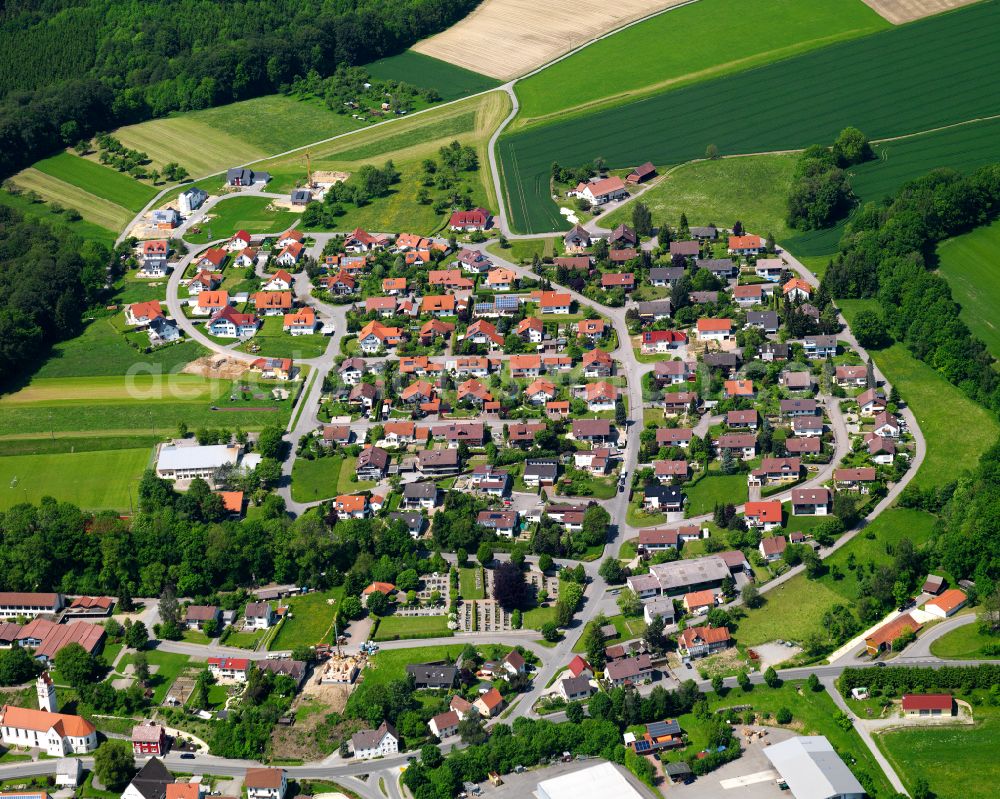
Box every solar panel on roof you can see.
[634,740,651,753]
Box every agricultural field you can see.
[411,0,690,80]
[785,116,1000,258]
[514,0,889,126]
[603,155,798,242]
[0,189,116,247]
[262,91,510,234]
[862,0,982,24]
[33,152,158,211]
[499,0,1000,232]
[936,218,1000,358]
[9,168,134,232]
[876,705,999,799]
[0,448,150,511]
[366,51,500,101]
[185,197,301,244]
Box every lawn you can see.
[840,300,1000,489]
[0,448,150,511]
[32,151,157,211]
[459,566,485,600]
[876,705,999,799]
[937,217,1000,358]
[10,168,133,232]
[522,604,557,630]
[486,237,556,263]
[929,620,1000,660]
[513,0,889,126]
[237,317,330,360]
[222,629,266,649]
[290,455,343,503]
[0,434,160,457]
[185,196,300,243]
[372,614,452,641]
[118,650,192,704]
[499,0,1000,232]
[353,644,467,688]
[0,189,116,246]
[572,613,645,653]
[684,471,749,517]
[669,681,893,798]
[269,589,344,650]
[31,317,204,379]
[366,51,500,101]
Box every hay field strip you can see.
[498,0,1000,232]
[11,168,133,231]
[412,0,692,80]
[513,0,890,126]
[0,375,226,405]
[33,152,157,211]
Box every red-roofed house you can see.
[901,695,955,716]
[207,657,250,683]
[728,235,765,256]
[126,301,164,326]
[572,176,627,205]
[567,655,593,679]
[449,208,491,231]
[677,626,731,659]
[696,318,732,341]
[744,501,782,531]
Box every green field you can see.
[0,189,116,246]
[785,116,1000,258]
[499,0,1000,232]
[840,301,1000,489]
[237,316,330,360]
[486,237,556,263]
[684,472,749,517]
[459,566,485,599]
[185,197,300,243]
[269,589,343,650]
[33,151,157,211]
[929,620,1000,660]
[514,0,888,126]
[366,51,500,101]
[877,706,999,799]
[937,217,1000,358]
[0,448,150,510]
[117,650,193,704]
[354,644,467,688]
[10,168,134,232]
[372,614,452,641]
[290,455,343,503]
[604,155,798,241]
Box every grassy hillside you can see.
[33,152,157,210]
[0,189,115,247]
[499,0,1000,232]
[603,154,798,240]
[514,0,888,126]
[936,218,1000,359]
[9,169,134,232]
[366,51,499,100]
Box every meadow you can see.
[10,168,134,232]
[269,588,345,650]
[514,0,889,126]
[185,197,300,244]
[876,705,998,799]
[929,621,1000,659]
[604,155,797,241]
[236,317,330,360]
[0,448,150,511]
[290,455,343,503]
[499,0,1000,232]
[936,218,1000,358]
[373,614,452,641]
[366,51,499,101]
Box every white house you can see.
[351,722,399,760]
[244,768,287,799]
[571,176,627,205]
[428,711,460,739]
[178,187,208,216]
[244,602,275,630]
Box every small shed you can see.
[922,574,945,595]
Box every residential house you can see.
[858,388,887,416]
[727,234,765,256]
[150,209,179,229]
[635,300,673,321]
[727,409,758,430]
[464,319,505,349]
[570,176,627,205]
[334,494,368,519]
[802,334,837,359]
[227,168,270,186]
[507,422,546,446]
[783,277,812,301]
[873,412,900,438]
[648,267,684,287]
[431,422,485,446]
[834,467,877,492]
[724,379,755,399]
[643,596,676,626]
[524,459,559,487]
[195,289,229,316]
[448,208,491,231]
[601,272,635,290]
[207,307,259,338]
[234,247,259,269]
[785,436,821,455]
[583,381,617,411]
[428,712,460,740]
[417,449,460,477]
[572,419,612,443]
[654,360,693,385]
[754,258,784,281]
[703,351,739,373]
[836,365,868,387]
[782,371,814,391]
[274,242,304,267]
[733,283,765,307]
[780,399,818,417]
[677,626,731,659]
[747,311,780,334]
[537,291,572,314]
[406,664,457,689]
[690,225,717,240]
[178,186,208,215]
[428,269,474,290]
[792,416,824,437]
[696,258,738,279]
[351,722,399,760]
[253,292,293,316]
[716,433,757,460]
[744,500,783,531]
[751,457,801,486]
[456,248,492,274]
[225,230,252,252]
[283,308,317,335]
[759,535,787,563]
[420,319,454,345]
[695,318,732,342]
[654,460,689,482]
[344,228,388,253]
[662,391,698,414]
[901,695,955,717]
[509,354,542,379]
[185,605,221,630]
[358,321,404,353]
[574,447,612,475]
[131,721,167,756]
[261,269,293,291]
[244,602,276,630]
[558,676,594,702]
[517,317,545,344]
[457,378,493,406]
[207,657,250,683]
[126,301,164,327]
[419,294,457,317]
[583,348,614,377]
[349,382,378,412]
[563,225,592,253]
[683,590,717,615]
[643,483,684,512]
[641,329,686,353]
[245,769,287,799]
[356,446,389,481]
[525,379,557,404]
[866,434,896,465]
[577,318,606,341]
[473,688,505,718]
[323,272,356,295]
[486,267,517,290]
[791,488,831,516]
[477,510,518,537]
[669,240,700,258]
[322,424,351,446]
[604,654,653,687]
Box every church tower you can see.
[36,671,57,712]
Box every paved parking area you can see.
[670,727,795,799]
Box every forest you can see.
[0,205,112,376]
[0,0,481,179]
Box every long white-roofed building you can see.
[763,736,864,799]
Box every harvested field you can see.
[862,0,981,24]
[411,0,689,80]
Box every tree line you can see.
[0,0,481,180]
